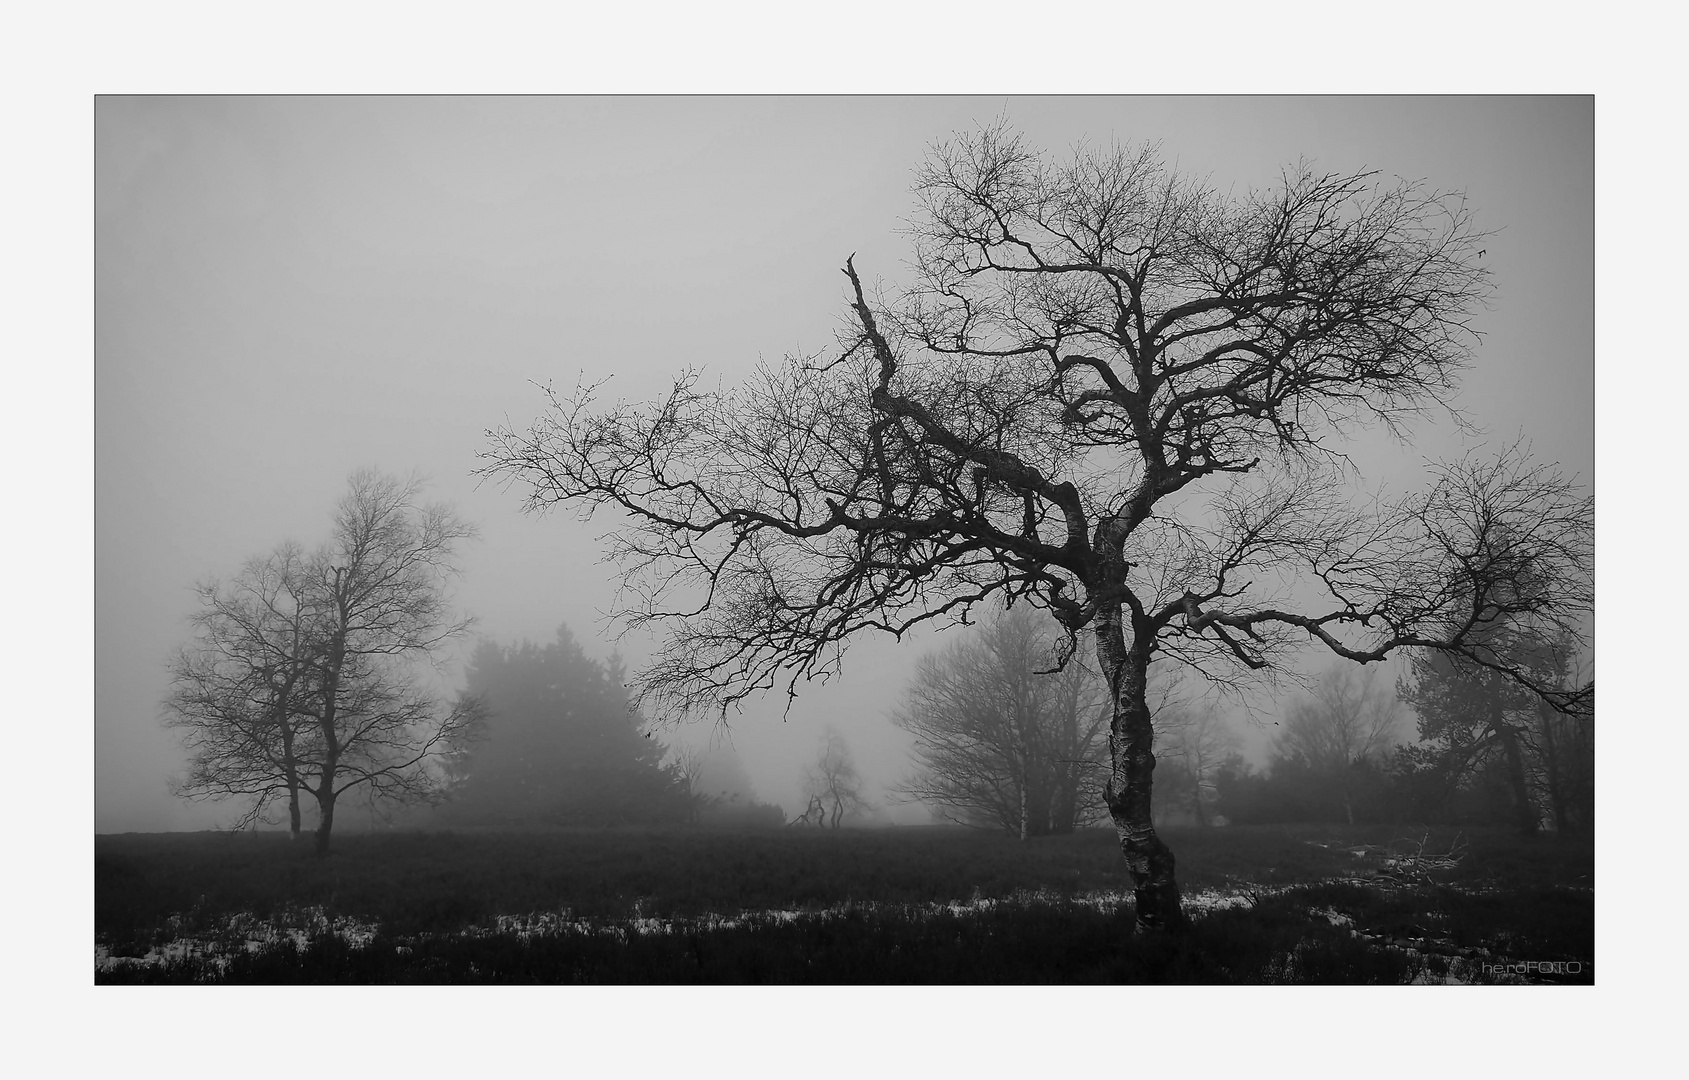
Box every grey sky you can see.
[95,96,1592,832]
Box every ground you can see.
[94,824,1592,984]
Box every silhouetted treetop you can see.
[444,626,689,826]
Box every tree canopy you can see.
[1397,630,1592,834]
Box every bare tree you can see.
[165,542,319,838]
[789,794,828,828]
[165,471,484,854]
[892,607,1108,838]
[666,743,711,824]
[1277,666,1402,772]
[1273,665,1402,824]
[804,732,870,829]
[295,470,483,854]
[482,125,1592,929]
[1154,697,1239,828]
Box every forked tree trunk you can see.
[312,754,339,857]
[1095,608,1187,932]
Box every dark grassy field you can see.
[94,824,1592,984]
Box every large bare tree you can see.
[892,607,1108,838]
[482,125,1592,929]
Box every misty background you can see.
[95,96,1592,834]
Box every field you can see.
[94,824,1593,984]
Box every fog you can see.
[95,96,1592,833]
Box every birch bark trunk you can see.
[1095,605,1187,932]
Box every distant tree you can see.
[686,744,788,828]
[790,794,829,828]
[666,743,711,824]
[443,627,689,827]
[893,607,1108,838]
[165,471,483,854]
[165,542,318,838]
[292,471,483,854]
[1397,647,1524,828]
[804,733,870,829]
[1272,665,1403,824]
[483,124,1592,929]
[1277,666,1402,771]
[1398,629,1591,834]
[1154,699,1239,827]
[1527,646,1594,836]
[1212,755,1268,825]
[693,744,757,805]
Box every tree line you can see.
[1216,636,1592,833]
[164,473,1589,852]
[165,477,786,844]
[434,628,784,830]
[893,611,1592,838]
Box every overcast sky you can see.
[95,96,1593,832]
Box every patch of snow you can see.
[96,905,383,974]
[96,881,1561,985]
[1309,906,1354,928]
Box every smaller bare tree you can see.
[804,732,870,829]
[893,608,1109,838]
[295,471,484,854]
[165,471,485,853]
[789,794,828,828]
[1274,665,1403,824]
[1155,701,1239,827]
[666,743,711,824]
